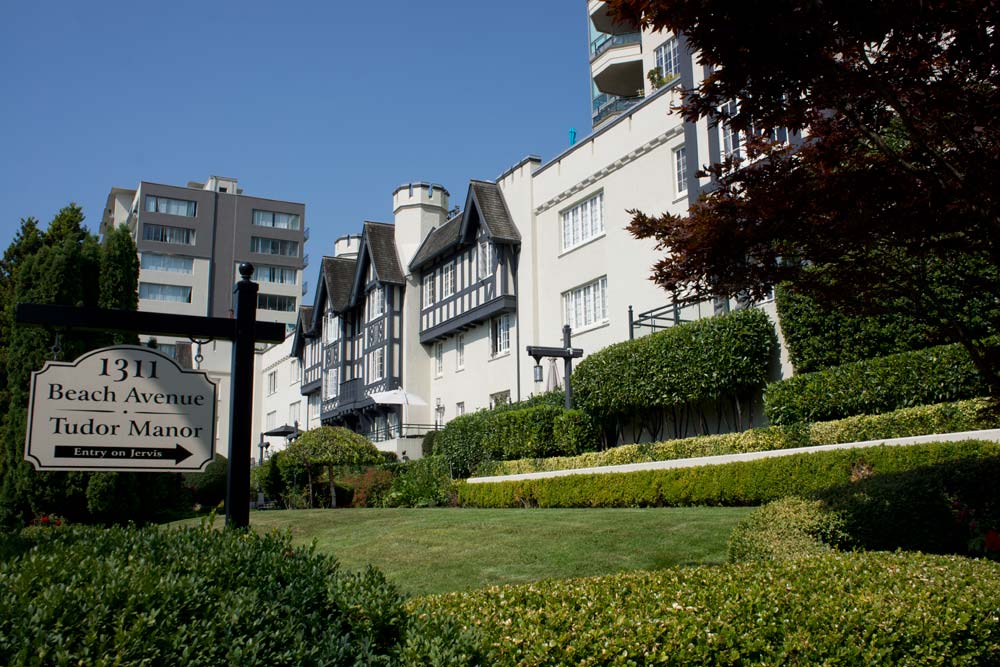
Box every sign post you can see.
[15,263,284,529]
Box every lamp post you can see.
[526,325,584,409]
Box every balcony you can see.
[589,1,636,36]
[592,92,644,127]
[301,363,321,394]
[592,43,644,97]
[301,280,309,296]
[591,31,640,60]
[303,226,310,241]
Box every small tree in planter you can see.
[284,427,382,508]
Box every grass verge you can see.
[173,507,750,596]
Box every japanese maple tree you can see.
[607,0,1000,392]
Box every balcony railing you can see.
[591,31,641,59]
[302,253,309,267]
[303,227,310,241]
[365,423,439,444]
[301,280,308,296]
[592,93,644,126]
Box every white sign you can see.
[25,346,217,472]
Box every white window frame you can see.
[674,145,688,196]
[561,192,604,252]
[424,272,436,307]
[442,262,456,298]
[308,393,320,424]
[289,358,300,384]
[654,37,680,81]
[563,276,609,331]
[370,285,386,318]
[288,401,301,427]
[491,313,511,356]
[138,282,192,303]
[371,347,385,382]
[265,410,277,431]
[434,341,443,377]
[324,367,339,400]
[324,311,338,345]
[252,209,300,230]
[456,334,465,370]
[267,370,278,395]
[477,239,494,280]
[456,401,465,416]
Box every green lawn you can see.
[175,507,751,596]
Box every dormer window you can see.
[477,239,494,280]
[369,285,386,318]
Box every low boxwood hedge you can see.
[481,398,996,477]
[457,439,1000,508]
[413,551,1000,666]
[764,341,990,424]
[0,523,479,666]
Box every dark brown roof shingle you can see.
[364,222,404,284]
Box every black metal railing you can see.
[591,31,641,59]
[592,93,644,126]
[628,302,691,339]
[365,423,439,443]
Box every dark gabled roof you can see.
[322,256,357,312]
[290,305,315,358]
[309,255,357,333]
[469,180,519,243]
[409,181,521,272]
[363,221,405,285]
[408,212,463,270]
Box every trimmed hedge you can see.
[726,496,848,563]
[456,439,1000,508]
[414,551,1000,666]
[774,283,934,373]
[0,523,480,666]
[571,307,774,420]
[483,398,996,477]
[764,341,989,424]
[436,404,593,477]
[730,456,1000,563]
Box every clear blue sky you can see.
[0,1,593,291]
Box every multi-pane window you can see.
[288,401,301,427]
[308,394,320,424]
[266,410,277,431]
[654,37,680,81]
[257,293,296,312]
[491,313,511,355]
[371,347,385,381]
[424,272,436,307]
[144,195,196,217]
[250,236,299,256]
[140,253,193,274]
[456,334,465,370]
[324,367,339,400]
[720,100,742,160]
[456,402,465,416]
[441,262,456,297]
[324,311,338,345]
[490,391,510,409]
[267,371,278,395]
[563,277,609,330]
[369,285,386,318]
[289,358,300,383]
[674,146,688,195]
[253,264,297,284]
[139,282,192,303]
[561,192,604,251]
[477,239,494,280]
[143,224,195,245]
[434,342,443,377]
[252,209,300,230]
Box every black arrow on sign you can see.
[53,444,193,464]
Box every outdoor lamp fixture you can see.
[526,324,584,409]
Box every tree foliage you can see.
[0,208,168,527]
[608,0,1000,393]
[283,426,382,508]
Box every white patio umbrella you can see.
[546,358,562,391]
[368,388,428,406]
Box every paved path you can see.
[466,428,1000,484]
